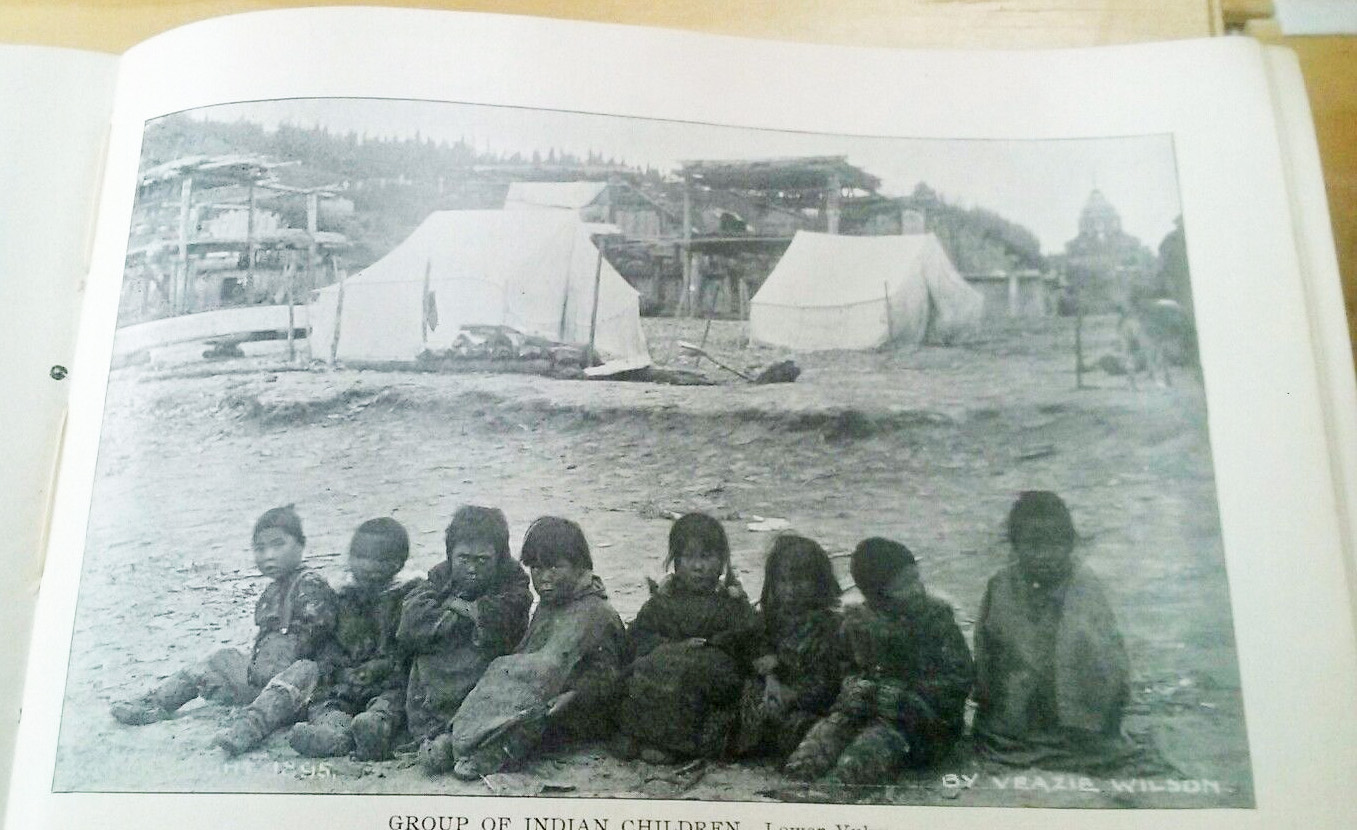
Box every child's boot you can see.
[289,709,354,758]
[350,709,395,761]
[830,722,908,786]
[110,669,200,726]
[731,680,768,756]
[452,710,548,780]
[420,734,458,774]
[608,733,640,761]
[213,711,267,756]
[783,712,855,781]
[215,660,318,756]
[697,708,738,759]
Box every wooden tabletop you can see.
[0,0,1219,53]
[1247,20,1357,359]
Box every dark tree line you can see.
[140,115,650,186]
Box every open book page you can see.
[0,45,119,818]
[1261,46,1357,634]
[7,7,1357,829]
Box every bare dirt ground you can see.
[52,315,1252,808]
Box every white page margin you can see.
[10,9,1357,830]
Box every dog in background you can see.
[1115,297,1195,389]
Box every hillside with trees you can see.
[139,116,1048,281]
[900,183,1046,275]
[139,115,649,269]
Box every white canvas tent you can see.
[749,231,984,351]
[309,211,649,370]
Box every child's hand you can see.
[763,676,794,713]
[684,637,708,648]
[405,582,438,606]
[444,597,479,623]
[546,689,579,718]
[839,677,877,718]
[352,657,393,685]
[874,683,908,720]
[752,654,778,675]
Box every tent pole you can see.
[421,258,432,347]
[586,238,605,367]
[329,256,345,367]
[559,256,571,340]
[826,172,842,234]
[883,281,893,343]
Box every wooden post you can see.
[685,316,715,369]
[305,191,319,294]
[586,239,606,367]
[329,256,345,366]
[1074,276,1085,389]
[421,258,433,346]
[738,277,750,321]
[285,252,296,362]
[245,179,256,293]
[176,175,193,314]
[681,178,693,317]
[183,256,198,314]
[690,255,703,318]
[883,281,894,342]
[826,172,842,235]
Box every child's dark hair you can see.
[253,505,304,545]
[354,517,410,563]
[850,537,915,601]
[664,512,730,571]
[520,516,592,570]
[759,533,840,611]
[1007,490,1076,547]
[446,505,511,559]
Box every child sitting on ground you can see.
[785,538,974,783]
[615,513,757,763]
[732,533,845,761]
[435,516,627,780]
[288,517,417,760]
[973,491,1137,772]
[111,505,340,756]
[397,505,532,761]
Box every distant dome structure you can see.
[1062,188,1154,313]
[1078,188,1122,241]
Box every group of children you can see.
[111,490,1138,785]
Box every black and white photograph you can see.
[51,96,1252,809]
